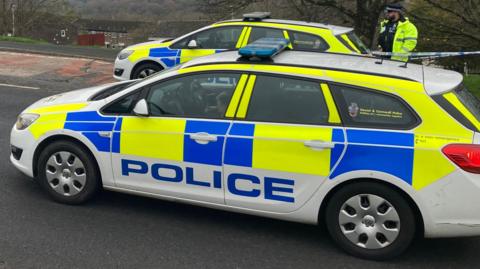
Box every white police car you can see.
[11,39,480,260]
[114,12,368,80]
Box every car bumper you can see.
[114,58,134,81]
[10,126,36,178]
[420,169,480,238]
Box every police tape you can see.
[371,51,480,60]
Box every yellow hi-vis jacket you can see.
[380,18,418,61]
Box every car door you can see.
[223,74,346,213]
[108,72,247,204]
[170,26,245,64]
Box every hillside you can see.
[68,0,203,21]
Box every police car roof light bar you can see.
[238,38,290,60]
[243,12,271,22]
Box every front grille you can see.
[11,145,23,161]
[114,68,124,77]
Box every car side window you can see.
[330,84,418,129]
[171,27,243,50]
[102,91,141,114]
[248,27,284,43]
[289,31,330,52]
[146,73,241,119]
[246,75,329,125]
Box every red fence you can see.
[77,33,105,46]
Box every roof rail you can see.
[238,38,290,61]
[243,12,271,22]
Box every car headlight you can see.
[16,113,39,130]
[117,50,134,60]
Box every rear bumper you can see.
[420,169,480,238]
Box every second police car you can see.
[114,12,369,80]
[11,38,480,260]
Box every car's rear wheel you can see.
[132,63,162,79]
[325,182,416,260]
[37,141,100,204]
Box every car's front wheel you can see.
[131,63,162,79]
[325,182,416,260]
[37,141,100,204]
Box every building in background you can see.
[76,19,141,48]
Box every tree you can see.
[195,0,258,20]
[409,0,480,71]
[286,0,404,48]
[193,0,404,48]
[0,0,76,36]
[410,0,480,50]
[0,0,12,35]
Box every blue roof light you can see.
[238,38,290,59]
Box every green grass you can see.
[465,74,480,98]
[0,36,48,44]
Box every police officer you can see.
[378,3,418,61]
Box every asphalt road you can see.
[1,53,480,268]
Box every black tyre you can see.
[131,63,162,79]
[37,141,100,204]
[325,182,416,260]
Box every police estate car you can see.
[114,12,368,80]
[11,39,480,260]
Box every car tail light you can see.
[442,144,480,174]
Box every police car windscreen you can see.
[336,32,370,54]
[90,81,136,101]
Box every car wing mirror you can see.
[133,99,149,117]
[187,39,199,49]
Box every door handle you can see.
[98,131,111,138]
[304,140,335,150]
[190,132,218,145]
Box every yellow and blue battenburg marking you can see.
[149,47,181,68]
[64,111,122,153]
[224,123,255,167]
[330,129,414,184]
[64,112,416,187]
[183,120,230,166]
[224,123,345,173]
[148,47,227,68]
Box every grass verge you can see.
[465,74,480,98]
[0,36,48,44]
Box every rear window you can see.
[336,32,369,54]
[433,86,480,132]
[331,84,419,129]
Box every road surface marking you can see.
[0,83,40,90]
